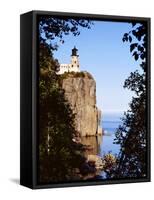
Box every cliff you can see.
[59,71,102,137]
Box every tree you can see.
[114,22,147,178]
[39,44,86,183]
[38,17,93,182]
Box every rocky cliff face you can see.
[60,71,102,137]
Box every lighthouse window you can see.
[72,65,73,67]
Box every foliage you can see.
[122,22,146,69]
[39,44,85,183]
[38,17,93,183]
[39,16,92,50]
[102,153,117,178]
[113,22,147,178]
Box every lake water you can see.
[100,120,122,155]
[80,113,123,179]
[81,113,123,157]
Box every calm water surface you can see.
[80,113,123,179]
[81,114,123,157]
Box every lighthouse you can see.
[71,46,80,69]
[57,46,80,74]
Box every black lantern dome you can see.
[71,46,78,56]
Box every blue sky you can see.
[53,20,140,117]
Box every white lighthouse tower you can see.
[70,46,80,70]
[57,46,80,74]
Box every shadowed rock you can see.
[60,71,102,136]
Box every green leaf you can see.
[129,36,132,43]
[134,53,139,61]
[130,43,137,52]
